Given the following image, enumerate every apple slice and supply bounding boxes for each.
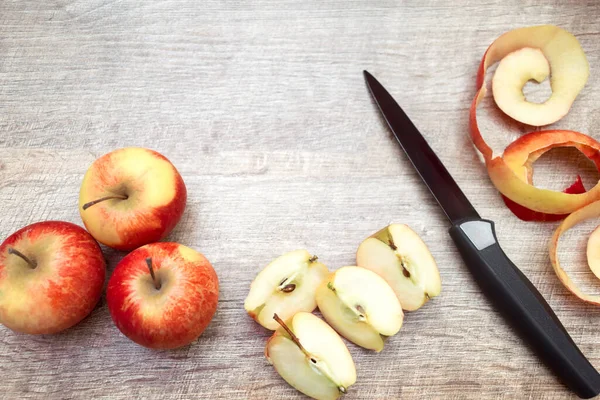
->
[316,266,403,352]
[266,312,356,400]
[244,250,329,330]
[356,224,441,311]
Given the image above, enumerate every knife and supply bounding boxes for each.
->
[363,70,600,399]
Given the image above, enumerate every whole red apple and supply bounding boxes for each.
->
[107,242,219,349]
[0,221,105,334]
[79,147,187,251]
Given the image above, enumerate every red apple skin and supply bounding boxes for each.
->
[0,221,106,334]
[79,148,187,251]
[107,242,219,349]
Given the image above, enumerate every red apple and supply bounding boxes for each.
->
[106,242,219,349]
[79,147,187,251]
[0,221,105,334]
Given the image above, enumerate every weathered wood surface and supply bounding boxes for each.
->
[2,1,600,398]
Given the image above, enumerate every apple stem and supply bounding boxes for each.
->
[309,255,318,263]
[82,195,128,210]
[273,313,314,361]
[7,247,36,269]
[145,257,161,290]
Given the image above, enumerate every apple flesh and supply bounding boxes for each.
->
[475,25,589,128]
[244,250,329,330]
[106,242,219,349]
[0,221,105,334]
[79,147,187,251]
[316,266,403,352]
[587,225,600,281]
[266,312,356,400]
[356,224,441,311]
[492,47,554,127]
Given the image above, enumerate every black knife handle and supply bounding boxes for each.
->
[449,219,600,399]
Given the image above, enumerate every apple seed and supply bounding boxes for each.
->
[400,259,411,278]
[277,276,297,293]
[281,284,296,293]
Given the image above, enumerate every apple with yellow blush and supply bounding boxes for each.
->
[106,242,219,349]
[79,147,187,251]
[0,221,105,334]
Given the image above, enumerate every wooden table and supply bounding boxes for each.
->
[2,1,600,398]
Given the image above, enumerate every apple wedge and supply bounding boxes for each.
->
[266,312,356,400]
[244,250,329,330]
[316,266,403,352]
[356,224,441,311]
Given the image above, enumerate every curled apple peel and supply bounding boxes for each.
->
[550,201,600,305]
[471,26,600,303]
[470,25,596,216]
[494,130,600,216]
[501,176,586,222]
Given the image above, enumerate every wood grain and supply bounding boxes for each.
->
[2,0,600,398]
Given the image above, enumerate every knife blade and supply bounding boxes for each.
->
[364,71,479,224]
[364,70,600,399]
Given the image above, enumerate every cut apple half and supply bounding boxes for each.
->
[316,266,403,352]
[356,224,441,311]
[245,250,329,330]
[470,25,595,216]
[266,312,356,400]
[550,201,600,305]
